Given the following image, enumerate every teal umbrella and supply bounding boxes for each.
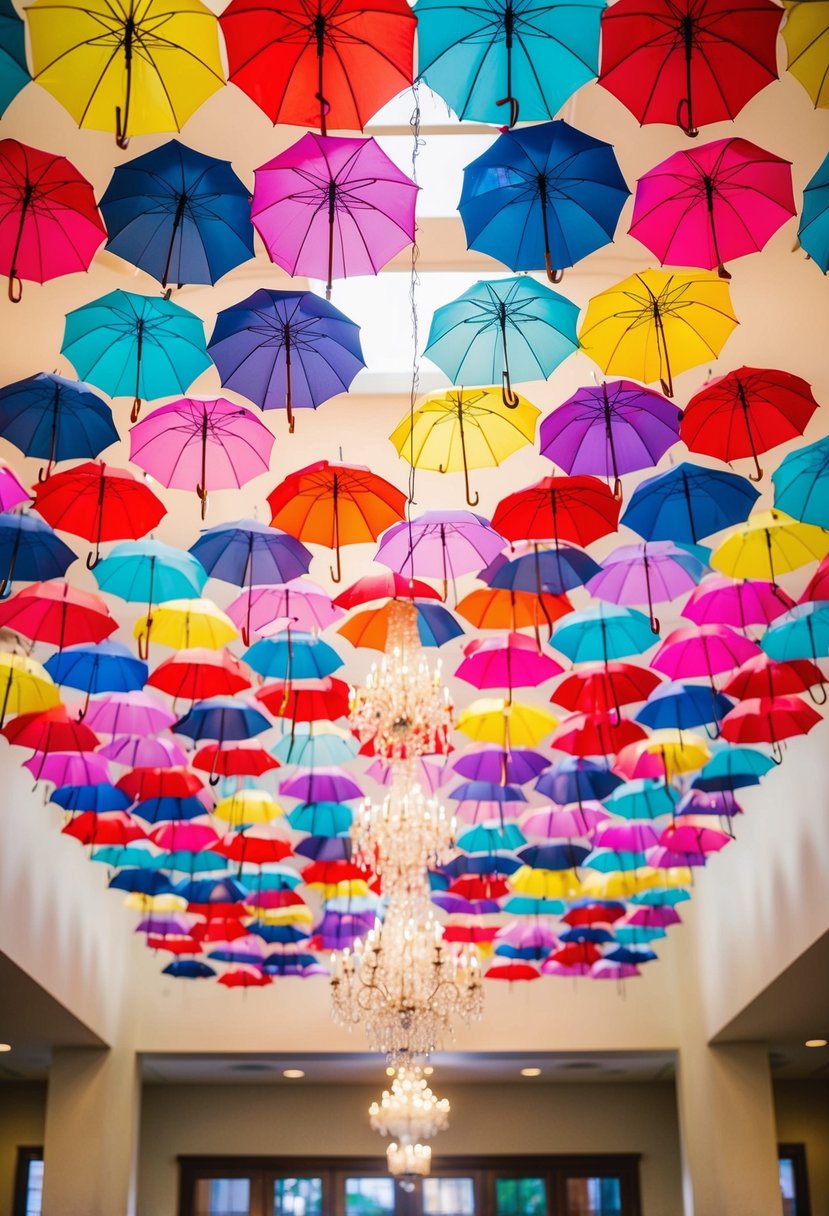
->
[601,780,679,821]
[93,539,207,658]
[274,726,358,768]
[550,604,656,663]
[287,802,354,835]
[772,434,829,529]
[457,823,527,853]
[799,152,829,274]
[0,0,29,117]
[762,603,829,663]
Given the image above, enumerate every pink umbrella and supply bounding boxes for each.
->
[98,735,189,768]
[129,398,275,520]
[83,691,176,736]
[375,510,506,598]
[366,755,448,793]
[682,573,795,629]
[148,820,219,852]
[540,960,592,977]
[455,632,563,691]
[251,133,418,298]
[226,581,343,638]
[454,798,516,826]
[593,819,660,852]
[591,961,640,980]
[24,750,110,786]
[802,556,829,603]
[0,458,29,511]
[651,624,761,683]
[630,137,796,279]
[657,818,732,856]
[496,922,558,950]
[648,846,707,869]
[521,804,608,839]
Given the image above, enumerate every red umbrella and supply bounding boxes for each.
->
[562,903,626,927]
[333,571,442,608]
[551,711,647,758]
[658,818,731,855]
[0,580,116,647]
[722,655,825,703]
[191,918,251,944]
[220,0,415,133]
[442,924,500,945]
[551,662,662,717]
[214,829,293,866]
[491,475,620,546]
[191,741,280,780]
[2,705,98,752]
[218,969,272,989]
[116,767,205,802]
[802,557,829,604]
[256,677,350,721]
[33,461,166,568]
[0,139,106,302]
[599,0,783,138]
[485,963,541,982]
[719,695,821,760]
[447,875,509,901]
[147,650,252,702]
[680,367,818,481]
[62,811,145,847]
[550,941,602,968]
[147,936,203,955]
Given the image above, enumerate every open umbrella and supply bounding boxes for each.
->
[485,544,599,597]
[94,539,207,659]
[148,649,251,702]
[710,510,829,587]
[100,139,254,289]
[772,435,829,529]
[251,134,417,299]
[599,0,782,136]
[551,711,646,758]
[220,0,415,132]
[0,139,106,301]
[550,604,656,664]
[456,586,571,634]
[174,697,272,745]
[209,289,364,433]
[338,601,462,650]
[62,290,211,422]
[0,580,116,648]
[459,120,628,280]
[798,152,829,273]
[0,0,29,117]
[245,634,342,683]
[0,460,28,512]
[275,722,359,769]
[491,475,620,548]
[635,681,734,732]
[0,653,59,727]
[0,512,76,597]
[682,574,794,630]
[719,694,821,760]
[586,541,706,632]
[621,462,759,544]
[552,662,661,718]
[130,398,275,520]
[723,652,825,705]
[579,268,738,397]
[133,599,237,651]
[27,0,225,147]
[782,0,829,109]
[455,633,562,693]
[375,510,505,597]
[762,603,829,666]
[0,373,117,481]
[228,581,342,639]
[456,698,558,748]
[651,623,760,683]
[44,641,147,705]
[84,690,176,737]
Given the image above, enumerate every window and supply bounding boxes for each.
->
[565,1177,623,1216]
[779,1144,811,1216]
[273,1176,323,1216]
[345,1176,396,1215]
[193,1178,250,1216]
[12,1148,44,1216]
[422,1176,476,1215]
[374,135,493,218]
[495,1177,546,1216]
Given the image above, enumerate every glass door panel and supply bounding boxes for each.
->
[344,1176,396,1216]
[421,1177,476,1216]
[495,1177,547,1216]
[565,1177,623,1216]
[193,1178,252,1216]
[273,1177,323,1216]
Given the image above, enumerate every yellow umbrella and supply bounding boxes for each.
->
[213,790,283,827]
[249,905,314,926]
[624,729,710,778]
[27,0,225,146]
[456,698,558,748]
[122,892,187,913]
[782,2,829,108]
[390,387,540,507]
[578,269,738,397]
[134,599,237,651]
[305,879,372,900]
[508,866,582,900]
[710,510,829,585]
[0,653,60,726]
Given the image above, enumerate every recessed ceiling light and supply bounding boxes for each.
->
[520,1067,542,1077]
[0,1044,11,1053]
[805,1039,827,1048]
[282,1068,305,1078]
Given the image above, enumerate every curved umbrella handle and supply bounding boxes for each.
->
[501,373,520,409]
[544,252,564,285]
[86,548,100,571]
[131,397,142,424]
[197,483,208,521]
[496,95,519,128]
[717,263,732,280]
[649,613,660,635]
[7,274,22,304]
[115,106,129,150]
[612,477,623,501]
[675,97,698,139]
[329,544,343,584]
[808,680,827,706]
[771,739,784,765]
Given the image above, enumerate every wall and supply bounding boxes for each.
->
[775,1080,829,1216]
[0,1083,46,1216]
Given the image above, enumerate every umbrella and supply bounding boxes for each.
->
[338,601,463,650]
[45,641,148,704]
[772,435,829,529]
[251,134,417,299]
[129,398,275,520]
[630,139,795,279]
[551,711,646,758]
[602,779,678,821]
[453,745,548,785]
[492,476,620,548]
[719,695,821,760]
[133,599,237,651]
[635,681,734,732]
[288,802,353,835]
[0,0,29,117]
[424,276,579,407]
[0,653,59,726]
[0,139,106,301]
[723,652,825,704]
[599,0,782,136]
[220,0,415,132]
[27,0,225,147]
[25,749,110,787]
[782,0,829,108]
[586,541,706,633]
[84,691,176,737]
[521,803,607,837]
[375,510,506,597]
[799,152,829,273]
[147,649,252,702]
[0,580,116,648]
[0,460,28,512]
[3,704,99,754]
[192,740,279,781]
[52,782,131,814]
[94,539,207,659]
[615,730,710,780]
[414,0,604,126]
[0,512,76,597]
[209,289,364,433]
[762,602,829,670]
[0,373,118,481]
[579,268,737,397]
[484,545,599,605]
[258,677,349,725]
[456,698,558,748]
[63,811,145,848]
[228,581,342,640]
[710,510,829,587]
[268,461,406,583]
[173,697,272,744]
[550,605,656,664]
[281,767,363,803]
[456,586,571,634]
[245,634,343,683]
[693,748,775,792]
[455,633,562,693]
[652,623,760,682]
[682,574,794,630]
[459,120,628,280]
[539,380,680,496]
[33,461,166,568]
[390,387,539,507]
[62,290,211,423]
[100,139,254,288]
[621,462,759,544]
[552,662,661,717]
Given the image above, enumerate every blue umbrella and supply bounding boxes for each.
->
[440,853,521,877]
[162,960,216,978]
[295,835,352,862]
[0,372,117,479]
[131,796,208,824]
[495,943,551,961]
[0,0,29,117]
[502,895,565,916]
[614,926,666,945]
[176,877,249,904]
[629,888,689,908]
[621,462,760,544]
[695,747,776,788]
[245,633,342,681]
[287,802,354,835]
[424,276,579,406]
[174,697,272,744]
[160,850,226,874]
[679,789,742,816]
[635,681,734,732]
[0,511,76,597]
[583,848,647,873]
[251,924,310,945]
[762,602,829,663]
[44,641,147,700]
[460,120,628,281]
[109,869,175,896]
[100,140,254,289]
[559,926,614,944]
[551,604,656,663]
[605,945,658,965]
[209,289,365,433]
[517,843,590,869]
[453,745,549,784]
[51,783,131,813]
[484,544,600,596]
[450,780,527,804]
[273,727,358,768]
[536,756,621,804]
[92,845,163,869]
[61,290,211,422]
[772,435,829,529]
[799,152,829,274]
[412,601,465,647]
[414,0,604,126]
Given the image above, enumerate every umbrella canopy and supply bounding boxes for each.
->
[551,711,646,758]
[651,623,760,681]
[0,459,28,512]
[94,539,206,657]
[0,373,117,479]
[772,435,829,529]
[485,545,599,598]
[682,574,795,630]
[456,586,571,634]
[375,510,506,594]
[456,633,562,692]
[3,705,99,753]
[0,653,59,726]
[27,0,225,146]
[133,599,237,651]
[710,510,829,587]
[84,690,176,736]
[454,745,549,785]
[459,120,629,280]
[245,633,342,683]
[45,640,148,698]
[0,0,29,117]
[338,600,462,650]
[100,139,254,288]
[0,139,105,302]
[636,681,734,731]
[174,697,272,744]
[456,698,558,749]
[630,138,795,279]
[209,289,364,433]
[228,581,342,638]
[148,648,252,701]
[220,0,415,132]
[491,475,620,548]
[719,695,821,757]
[723,652,825,702]
[782,0,829,108]
[762,603,829,665]
[552,662,661,717]
[799,152,829,273]
[550,604,656,664]
[0,512,76,596]
[251,133,417,299]
[599,0,782,136]
[621,462,759,544]
[579,268,737,397]
[586,541,706,633]
[0,580,116,648]
[61,290,211,422]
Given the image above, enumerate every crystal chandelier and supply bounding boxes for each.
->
[386,1142,431,1178]
[369,1065,450,1143]
[353,777,456,899]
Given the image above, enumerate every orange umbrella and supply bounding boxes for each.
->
[267,460,406,582]
[456,586,572,640]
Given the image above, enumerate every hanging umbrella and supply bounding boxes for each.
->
[27,0,225,147]
[94,539,207,659]
[455,632,562,693]
[599,0,782,136]
[33,461,166,568]
[338,601,463,650]
[424,277,579,407]
[390,387,539,507]
[798,152,829,273]
[2,704,99,753]
[257,677,350,723]
[245,634,343,683]
[268,461,406,583]
[0,373,118,480]
[100,139,254,288]
[551,711,646,758]
[550,604,657,664]
[552,662,661,717]
[173,697,272,745]
[459,120,628,280]
[782,1,829,109]
[0,0,29,117]
[52,782,132,814]
[273,722,358,767]
[651,624,760,682]
[539,380,680,497]
[0,512,76,597]
[62,290,211,422]
[63,811,146,848]
[129,398,274,520]
[719,695,821,761]
[521,803,607,837]
[762,602,829,665]
[0,653,59,727]
[84,690,176,737]
[133,599,237,651]
[456,586,571,634]
[0,580,116,648]
[491,475,620,548]
[220,0,415,131]
[453,745,549,786]
[44,641,148,705]
[0,459,29,512]
[723,652,825,706]
[456,698,558,748]
[0,139,106,301]
[614,730,710,780]
[228,581,342,639]
[209,289,364,434]
[280,766,363,802]
[251,134,417,299]
[375,510,506,597]
[710,510,829,587]
[772,435,829,529]
[24,749,110,787]
[586,541,706,633]
[630,138,795,279]
[147,649,252,702]
[485,545,599,600]
[682,574,795,630]
[635,681,734,732]
[621,462,759,544]
[414,0,604,126]
[579,268,737,397]
[192,740,279,780]
[601,780,678,821]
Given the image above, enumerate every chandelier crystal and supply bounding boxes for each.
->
[353,776,456,899]
[369,1065,450,1143]
[386,1142,431,1178]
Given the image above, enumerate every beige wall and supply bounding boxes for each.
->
[775,1081,829,1216]
[0,1083,46,1216]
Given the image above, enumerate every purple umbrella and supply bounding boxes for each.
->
[520,804,608,839]
[83,691,176,736]
[591,961,640,980]
[375,510,506,599]
[452,745,549,785]
[98,735,189,768]
[587,541,707,633]
[677,789,742,818]
[251,134,418,299]
[24,750,110,786]
[539,380,680,497]
[366,755,448,793]
[226,581,343,638]
[431,893,503,916]
[279,766,363,803]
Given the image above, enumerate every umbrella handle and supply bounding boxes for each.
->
[330,544,343,584]
[649,613,660,635]
[115,109,129,149]
[771,739,784,765]
[612,477,623,501]
[7,274,22,304]
[137,630,150,662]
[544,252,564,285]
[717,263,732,281]
[197,483,208,521]
[501,374,520,409]
[808,681,827,706]
[131,398,142,424]
[495,95,519,128]
[675,97,698,139]
[86,548,100,571]
[748,463,764,483]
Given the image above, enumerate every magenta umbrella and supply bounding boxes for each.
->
[129,398,275,520]
[455,632,563,693]
[226,581,343,638]
[658,818,732,855]
[521,804,608,839]
[0,458,29,511]
[496,922,558,950]
[593,819,660,852]
[98,735,189,768]
[83,691,177,736]
[251,134,418,299]
[586,541,706,633]
[682,573,795,630]
[651,623,761,684]
[630,137,796,279]
[24,750,110,786]
[375,510,506,599]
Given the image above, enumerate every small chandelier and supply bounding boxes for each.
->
[369,1065,450,1144]
[386,1142,431,1179]
[353,779,456,899]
